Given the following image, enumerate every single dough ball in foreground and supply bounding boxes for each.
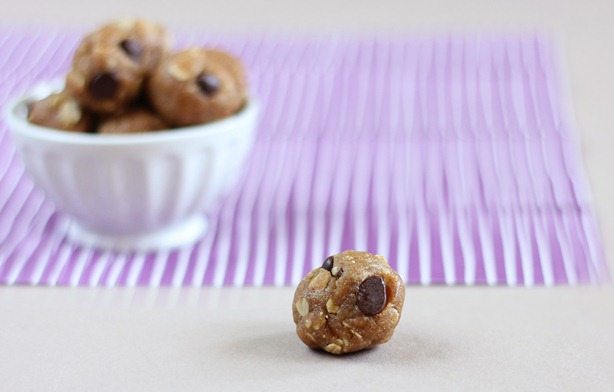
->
[292,250,405,355]
[27,92,93,132]
[66,18,170,114]
[148,48,247,126]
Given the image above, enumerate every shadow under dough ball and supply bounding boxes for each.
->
[147,48,247,126]
[292,250,405,355]
[65,18,171,114]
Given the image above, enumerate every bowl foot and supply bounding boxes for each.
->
[67,215,208,251]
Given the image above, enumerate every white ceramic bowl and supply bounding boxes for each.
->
[5,82,258,251]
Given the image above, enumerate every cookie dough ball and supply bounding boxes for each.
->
[292,251,405,355]
[90,18,171,73]
[148,48,247,126]
[27,92,93,132]
[98,108,169,134]
[66,18,170,114]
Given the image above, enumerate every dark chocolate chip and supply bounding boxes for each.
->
[88,73,119,100]
[322,256,334,271]
[196,73,220,96]
[357,276,387,316]
[119,39,142,61]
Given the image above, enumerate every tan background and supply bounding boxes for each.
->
[1,1,613,390]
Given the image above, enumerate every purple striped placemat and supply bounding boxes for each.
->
[0,27,608,287]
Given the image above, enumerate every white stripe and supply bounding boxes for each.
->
[47,244,73,286]
[1,29,58,82]
[29,216,70,285]
[231,72,277,286]
[568,214,595,283]
[4,236,42,284]
[514,211,535,286]
[251,209,272,286]
[272,212,289,287]
[105,253,129,287]
[443,141,465,284]
[0,182,35,243]
[68,247,93,286]
[289,216,308,285]
[499,213,518,286]
[559,213,592,283]
[439,209,455,285]
[211,140,273,287]
[171,247,192,287]
[581,213,605,284]
[0,34,35,80]
[458,210,477,285]
[212,204,240,287]
[125,251,147,287]
[0,143,17,180]
[272,143,304,286]
[327,143,357,256]
[310,141,338,268]
[149,250,169,287]
[416,205,431,285]
[477,210,497,285]
[350,141,372,251]
[532,213,554,286]
[394,142,411,283]
[435,143,456,285]
[246,61,299,287]
[373,140,392,259]
[231,141,275,286]
[552,213,577,285]
[270,74,310,286]
[88,250,112,287]
[253,143,293,286]
[190,218,218,286]
[0,199,52,263]
[0,162,25,211]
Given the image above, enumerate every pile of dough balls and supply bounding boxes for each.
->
[27,18,247,134]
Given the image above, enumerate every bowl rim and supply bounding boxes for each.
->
[5,80,259,146]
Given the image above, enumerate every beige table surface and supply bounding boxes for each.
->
[1,0,614,391]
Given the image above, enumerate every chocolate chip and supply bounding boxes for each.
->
[196,73,220,96]
[88,73,119,100]
[357,276,387,316]
[322,256,334,271]
[119,39,142,61]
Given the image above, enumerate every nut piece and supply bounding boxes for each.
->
[311,314,326,330]
[326,298,340,314]
[56,99,83,126]
[343,321,364,340]
[324,343,342,354]
[389,308,400,325]
[295,298,309,317]
[167,61,191,81]
[27,92,92,132]
[331,266,342,276]
[308,270,331,290]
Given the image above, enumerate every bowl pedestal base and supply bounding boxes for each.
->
[66,215,208,251]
